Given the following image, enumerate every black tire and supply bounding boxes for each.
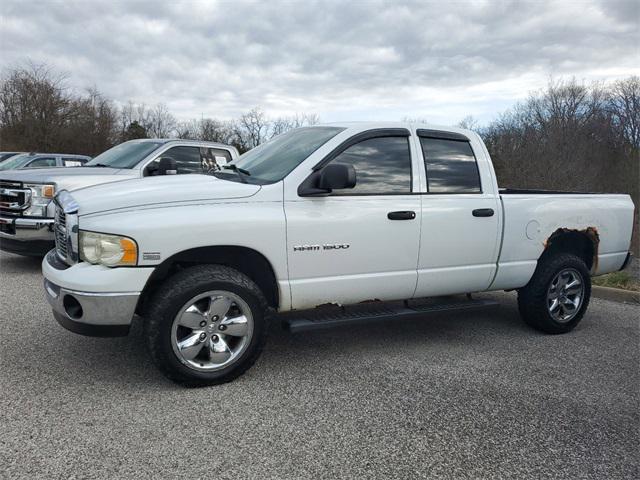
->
[144,264,269,387]
[517,253,591,334]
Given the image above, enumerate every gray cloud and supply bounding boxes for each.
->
[1,0,637,124]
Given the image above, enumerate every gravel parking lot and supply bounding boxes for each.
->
[1,251,638,479]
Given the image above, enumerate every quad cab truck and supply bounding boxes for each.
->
[42,123,635,386]
[0,139,237,256]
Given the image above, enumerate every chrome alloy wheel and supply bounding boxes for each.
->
[171,291,254,371]
[547,268,584,323]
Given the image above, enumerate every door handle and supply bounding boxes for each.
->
[387,211,416,220]
[472,208,494,217]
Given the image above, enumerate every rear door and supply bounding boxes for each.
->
[414,130,501,296]
[284,129,422,310]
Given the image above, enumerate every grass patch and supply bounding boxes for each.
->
[593,271,640,292]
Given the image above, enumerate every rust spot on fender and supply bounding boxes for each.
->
[544,226,600,273]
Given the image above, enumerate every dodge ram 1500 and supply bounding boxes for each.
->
[42,123,635,386]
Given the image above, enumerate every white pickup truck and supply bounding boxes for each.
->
[42,123,635,386]
[0,139,237,256]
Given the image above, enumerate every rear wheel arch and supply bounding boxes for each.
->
[539,228,599,273]
[138,245,280,315]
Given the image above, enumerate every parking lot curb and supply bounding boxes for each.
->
[592,285,640,304]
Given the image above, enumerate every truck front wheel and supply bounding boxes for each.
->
[144,265,269,386]
[517,253,591,334]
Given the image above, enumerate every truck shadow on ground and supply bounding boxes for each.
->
[0,253,43,274]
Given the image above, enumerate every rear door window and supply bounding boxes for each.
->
[419,137,481,193]
[201,148,232,173]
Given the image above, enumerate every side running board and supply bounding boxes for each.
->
[282,295,499,333]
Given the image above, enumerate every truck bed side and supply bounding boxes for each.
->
[489,193,634,290]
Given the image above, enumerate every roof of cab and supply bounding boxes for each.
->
[126,138,238,151]
[318,121,478,138]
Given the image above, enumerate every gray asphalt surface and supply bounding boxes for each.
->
[1,250,638,479]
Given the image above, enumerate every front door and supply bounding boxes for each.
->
[285,132,421,310]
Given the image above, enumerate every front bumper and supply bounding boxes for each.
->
[0,216,54,256]
[42,250,153,337]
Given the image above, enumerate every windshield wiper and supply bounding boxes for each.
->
[220,164,251,184]
[223,164,251,176]
[90,163,111,168]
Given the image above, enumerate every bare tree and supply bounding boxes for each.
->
[175,119,200,139]
[118,101,150,140]
[199,118,234,143]
[270,112,319,138]
[0,63,73,151]
[609,76,640,148]
[146,103,176,138]
[235,107,269,150]
[62,87,118,154]
[457,115,479,130]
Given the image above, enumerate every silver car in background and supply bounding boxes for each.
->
[0,153,91,170]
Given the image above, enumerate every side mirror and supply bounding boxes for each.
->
[158,157,177,175]
[298,163,356,196]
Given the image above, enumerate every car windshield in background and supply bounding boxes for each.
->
[0,152,20,162]
[85,141,164,169]
[0,154,32,170]
[219,126,345,184]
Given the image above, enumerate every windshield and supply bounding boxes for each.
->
[85,140,164,168]
[0,154,32,170]
[0,152,20,162]
[220,126,345,184]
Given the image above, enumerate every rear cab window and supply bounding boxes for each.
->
[417,130,482,193]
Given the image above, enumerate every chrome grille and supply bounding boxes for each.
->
[0,180,30,216]
[54,206,68,260]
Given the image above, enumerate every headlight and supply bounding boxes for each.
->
[79,231,138,266]
[23,183,55,217]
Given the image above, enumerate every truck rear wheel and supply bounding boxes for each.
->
[517,253,591,334]
[144,265,269,386]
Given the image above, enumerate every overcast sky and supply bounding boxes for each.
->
[1,0,638,125]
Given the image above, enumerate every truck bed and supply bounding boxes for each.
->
[490,192,634,290]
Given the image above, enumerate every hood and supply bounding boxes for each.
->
[69,174,261,216]
[0,166,133,191]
